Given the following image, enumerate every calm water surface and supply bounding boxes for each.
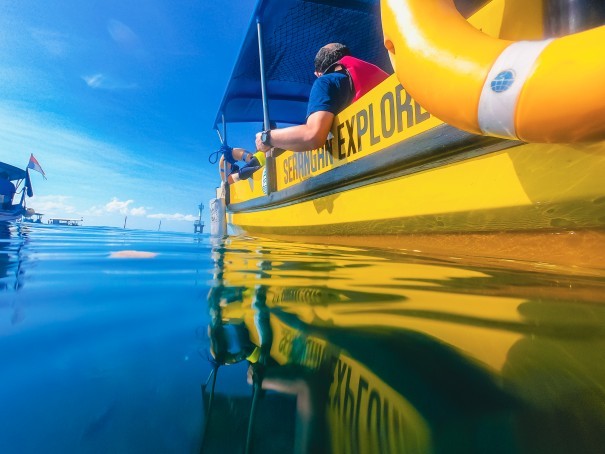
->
[1,223,605,453]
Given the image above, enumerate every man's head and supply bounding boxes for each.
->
[314,43,351,76]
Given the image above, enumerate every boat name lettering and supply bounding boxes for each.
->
[330,357,411,452]
[283,146,334,184]
[271,287,327,304]
[276,329,416,450]
[277,327,325,369]
[336,84,430,160]
[282,85,430,185]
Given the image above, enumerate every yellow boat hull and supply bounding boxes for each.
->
[228,138,605,235]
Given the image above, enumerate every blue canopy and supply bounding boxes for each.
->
[0,161,27,181]
[213,0,391,129]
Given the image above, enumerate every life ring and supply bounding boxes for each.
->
[381,0,605,143]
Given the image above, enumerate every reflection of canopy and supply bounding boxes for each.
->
[0,162,26,181]
[213,0,391,128]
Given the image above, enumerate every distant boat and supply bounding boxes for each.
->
[0,161,35,222]
[47,218,83,226]
[22,212,44,224]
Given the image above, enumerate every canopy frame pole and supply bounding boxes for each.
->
[220,114,227,184]
[221,113,227,146]
[256,18,277,194]
[216,114,229,186]
[256,19,270,133]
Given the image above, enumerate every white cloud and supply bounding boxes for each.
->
[130,206,147,216]
[86,199,193,222]
[147,212,196,222]
[83,74,105,89]
[85,198,146,217]
[82,73,137,90]
[103,197,146,216]
[105,197,133,214]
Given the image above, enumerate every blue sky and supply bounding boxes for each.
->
[0,0,259,232]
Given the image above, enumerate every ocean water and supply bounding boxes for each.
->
[1,223,605,453]
[1,223,212,453]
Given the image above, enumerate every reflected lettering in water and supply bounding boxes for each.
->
[203,235,605,454]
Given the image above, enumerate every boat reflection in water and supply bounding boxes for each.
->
[0,223,27,294]
[202,235,605,454]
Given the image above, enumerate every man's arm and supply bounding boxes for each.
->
[255,111,334,153]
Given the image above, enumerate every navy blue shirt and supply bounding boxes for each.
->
[306,72,353,119]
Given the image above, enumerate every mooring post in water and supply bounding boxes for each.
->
[209,196,227,236]
[194,202,204,233]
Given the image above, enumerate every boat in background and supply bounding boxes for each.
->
[47,218,83,226]
[209,0,605,266]
[0,161,36,222]
[22,212,44,224]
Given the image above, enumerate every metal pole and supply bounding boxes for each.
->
[215,115,228,186]
[544,0,605,36]
[256,18,277,194]
[221,113,228,146]
[256,19,270,132]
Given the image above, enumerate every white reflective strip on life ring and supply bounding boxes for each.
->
[478,39,554,139]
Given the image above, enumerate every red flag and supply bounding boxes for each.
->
[27,154,46,179]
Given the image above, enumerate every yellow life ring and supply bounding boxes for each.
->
[381,0,605,143]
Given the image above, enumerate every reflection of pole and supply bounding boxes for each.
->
[246,373,263,454]
[245,259,273,454]
[201,237,228,453]
[200,363,219,454]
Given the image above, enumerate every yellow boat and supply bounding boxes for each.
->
[211,0,605,259]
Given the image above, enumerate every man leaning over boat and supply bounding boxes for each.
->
[255,43,388,154]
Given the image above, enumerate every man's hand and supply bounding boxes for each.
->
[254,111,334,153]
[255,132,271,152]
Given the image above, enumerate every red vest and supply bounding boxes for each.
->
[338,56,389,102]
